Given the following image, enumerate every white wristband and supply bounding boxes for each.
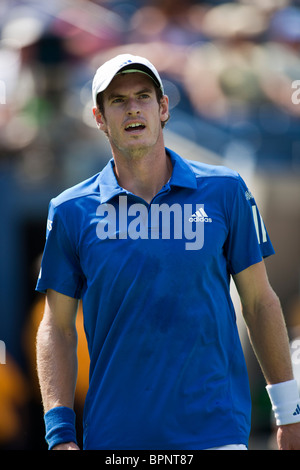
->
[266,379,300,425]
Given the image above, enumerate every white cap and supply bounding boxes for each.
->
[92,54,164,106]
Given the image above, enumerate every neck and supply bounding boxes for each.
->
[112,145,172,204]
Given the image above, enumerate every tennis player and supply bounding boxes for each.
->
[36,54,300,450]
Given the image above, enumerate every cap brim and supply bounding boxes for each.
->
[93,62,163,106]
[117,63,161,90]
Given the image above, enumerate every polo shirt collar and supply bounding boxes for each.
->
[99,159,125,204]
[98,147,197,204]
[167,148,197,190]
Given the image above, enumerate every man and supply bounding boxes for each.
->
[36,54,300,450]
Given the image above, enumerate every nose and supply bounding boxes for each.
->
[126,97,141,116]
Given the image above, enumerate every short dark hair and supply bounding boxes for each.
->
[96,84,170,129]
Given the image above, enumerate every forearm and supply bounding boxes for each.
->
[36,316,78,412]
[246,292,300,449]
[243,290,294,385]
[235,262,300,448]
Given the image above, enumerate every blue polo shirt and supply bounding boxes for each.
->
[36,148,274,449]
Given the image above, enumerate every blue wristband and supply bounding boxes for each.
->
[44,406,77,450]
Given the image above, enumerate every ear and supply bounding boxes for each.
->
[159,95,169,124]
[93,107,107,132]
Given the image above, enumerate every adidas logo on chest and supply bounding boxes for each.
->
[189,207,212,223]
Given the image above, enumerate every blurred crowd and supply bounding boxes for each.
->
[0,0,300,449]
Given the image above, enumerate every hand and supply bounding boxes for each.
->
[277,422,300,450]
[52,441,80,450]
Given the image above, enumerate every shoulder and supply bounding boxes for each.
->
[185,159,247,197]
[186,159,240,181]
[167,147,243,192]
[50,173,101,210]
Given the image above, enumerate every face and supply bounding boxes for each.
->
[93,72,169,157]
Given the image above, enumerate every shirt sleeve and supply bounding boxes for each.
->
[36,200,85,299]
[225,175,275,275]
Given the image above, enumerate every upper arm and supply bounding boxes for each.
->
[233,260,278,319]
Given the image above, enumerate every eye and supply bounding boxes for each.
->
[112,97,124,104]
[139,94,150,99]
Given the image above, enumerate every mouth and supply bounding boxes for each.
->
[124,122,146,133]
